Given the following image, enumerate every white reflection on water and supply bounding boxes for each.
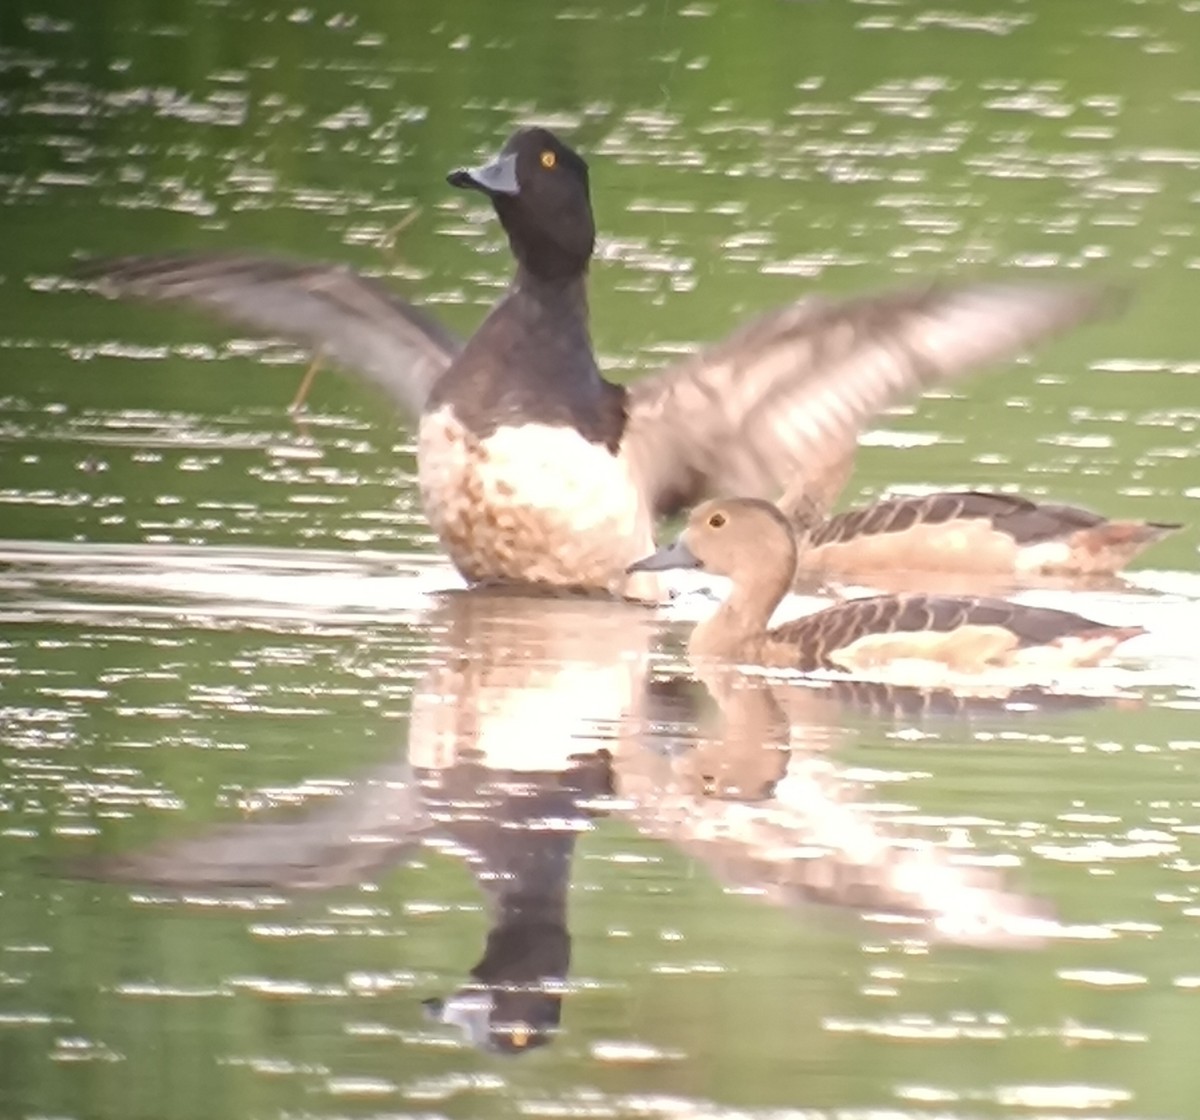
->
[23,576,1158,943]
[4,1,1200,1111]
[0,539,459,623]
[5,537,1200,691]
[4,534,1200,689]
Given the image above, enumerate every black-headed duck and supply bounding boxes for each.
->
[795,490,1178,581]
[86,128,1122,596]
[630,497,1145,672]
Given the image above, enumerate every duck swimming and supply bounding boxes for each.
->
[86,128,1122,596]
[629,498,1145,672]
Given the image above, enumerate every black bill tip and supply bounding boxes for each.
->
[447,152,520,197]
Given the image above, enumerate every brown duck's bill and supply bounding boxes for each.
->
[447,152,520,196]
[627,538,702,574]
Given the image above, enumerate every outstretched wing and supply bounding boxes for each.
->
[623,282,1123,521]
[81,253,463,418]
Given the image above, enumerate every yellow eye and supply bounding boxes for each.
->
[540,149,557,169]
[708,512,726,529]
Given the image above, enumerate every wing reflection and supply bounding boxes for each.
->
[64,588,1125,1052]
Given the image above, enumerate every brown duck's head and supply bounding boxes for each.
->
[628,497,799,583]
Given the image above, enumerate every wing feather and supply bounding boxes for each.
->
[625,283,1124,520]
[81,253,462,418]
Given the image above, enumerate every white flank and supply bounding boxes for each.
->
[1014,539,1075,574]
[418,404,655,593]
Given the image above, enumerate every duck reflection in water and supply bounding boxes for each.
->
[403,585,650,1053]
[416,751,612,1054]
[64,587,1121,1053]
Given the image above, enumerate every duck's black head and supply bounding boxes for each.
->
[449,127,595,281]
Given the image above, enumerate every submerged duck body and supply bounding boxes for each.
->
[87,128,1124,595]
[798,490,1178,580]
[631,498,1145,673]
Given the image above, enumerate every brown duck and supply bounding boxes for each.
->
[629,498,1145,672]
[795,490,1178,579]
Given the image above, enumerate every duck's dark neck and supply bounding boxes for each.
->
[498,196,595,284]
[513,265,590,315]
[501,268,595,376]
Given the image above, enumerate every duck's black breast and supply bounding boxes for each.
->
[425,283,627,451]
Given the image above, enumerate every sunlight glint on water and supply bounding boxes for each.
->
[2,0,1200,1117]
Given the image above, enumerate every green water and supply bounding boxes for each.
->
[3,0,1200,1117]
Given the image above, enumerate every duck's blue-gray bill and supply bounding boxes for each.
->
[447,152,520,196]
[627,538,701,574]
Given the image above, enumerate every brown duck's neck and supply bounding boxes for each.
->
[689,564,794,662]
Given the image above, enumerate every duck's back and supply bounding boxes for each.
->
[764,594,1142,673]
[800,491,1177,577]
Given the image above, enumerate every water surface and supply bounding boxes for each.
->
[3,1,1200,1117]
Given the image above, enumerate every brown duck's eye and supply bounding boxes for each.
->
[540,149,557,169]
[708,512,727,529]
